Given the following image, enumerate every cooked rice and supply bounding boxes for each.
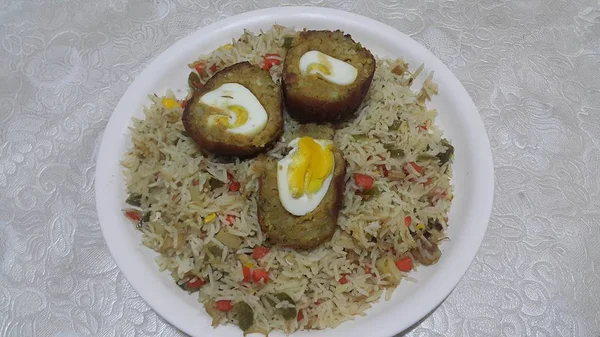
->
[121,25,453,334]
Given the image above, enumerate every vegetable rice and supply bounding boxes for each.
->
[121,25,453,334]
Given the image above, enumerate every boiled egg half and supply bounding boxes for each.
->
[277,137,335,216]
[299,50,358,86]
[200,83,268,136]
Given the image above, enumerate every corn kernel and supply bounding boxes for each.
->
[204,213,216,223]
[244,262,255,269]
[162,98,178,110]
[416,223,425,231]
[217,44,234,51]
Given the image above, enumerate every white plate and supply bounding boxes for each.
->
[95,6,494,337]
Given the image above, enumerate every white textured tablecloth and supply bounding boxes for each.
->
[2,0,600,336]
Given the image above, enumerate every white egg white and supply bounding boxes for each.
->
[299,50,358,86]
[277,138,335,216]
[200,83,267,136]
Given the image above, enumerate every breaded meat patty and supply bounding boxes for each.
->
[183,62,283,157]
[282,30,376,123]
[257,145,347,250]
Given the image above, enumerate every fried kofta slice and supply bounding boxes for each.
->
[257,146,346,250]
[182,62,283,157]
[282,30,376,123]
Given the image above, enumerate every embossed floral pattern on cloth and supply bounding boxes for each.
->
[1,1,600,337]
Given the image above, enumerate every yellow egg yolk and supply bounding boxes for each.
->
[212,105,249,129]
[287,137,334,198]
[307,52,333,76]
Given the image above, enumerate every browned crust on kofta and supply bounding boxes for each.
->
[282,30,376,123]
[182,62,284,158]
[256,149,347,250]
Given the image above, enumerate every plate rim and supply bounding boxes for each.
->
[95,6,494,337]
